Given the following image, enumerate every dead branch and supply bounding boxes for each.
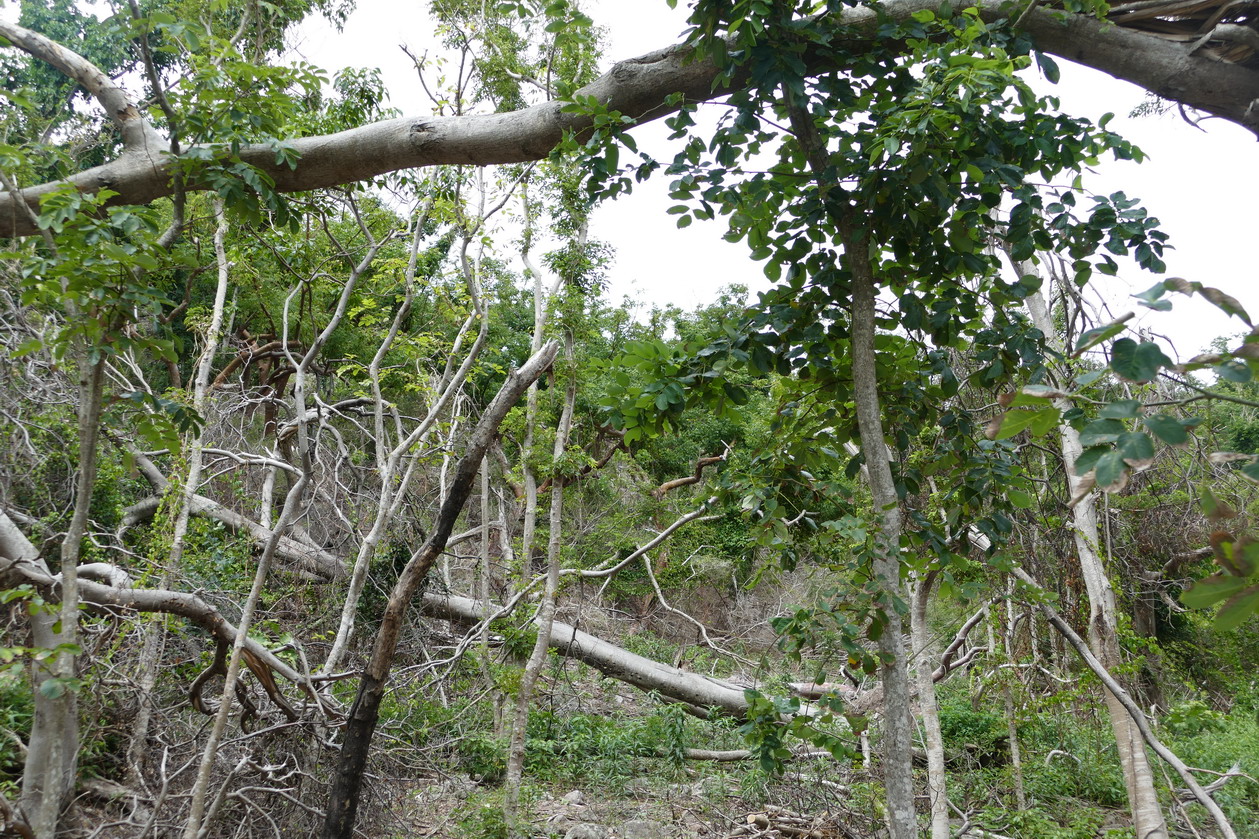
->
[653,447,730,498]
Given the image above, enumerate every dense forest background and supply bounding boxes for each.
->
[3,1,1259,838]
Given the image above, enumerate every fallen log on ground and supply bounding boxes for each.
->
[420,592,752,716]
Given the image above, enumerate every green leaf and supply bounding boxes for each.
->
[1182,574,1249,609]
[1199,286,1252,325]
[992,407,1060,440]
[39,678,66,699]
[1116,431,1155,468]
[1094,450,1127,489]
[1029,408,1062,436]
[1034,51,1060,84]
[1073,318,1129,354]
[1079,419,1125,447]
[1110,338,1171,383]
[1099,400,1140,419]
[1144,414,1189,446]
[1006,488,1034,509]
[1215,359,1252,383]
[1074,445,1106,476]
[1215,584,1259,631]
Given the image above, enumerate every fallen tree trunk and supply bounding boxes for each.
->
[122,494,344,580]
[420,592,752,716]
[421,590,987,720]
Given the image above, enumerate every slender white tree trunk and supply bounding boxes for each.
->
[127,198,232,784]
[912,572,949,839]
[1025,283,1168,839]
[504,333,576,833]
[1003,589,1027,811]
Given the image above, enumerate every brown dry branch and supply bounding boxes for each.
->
[653,446,730,498]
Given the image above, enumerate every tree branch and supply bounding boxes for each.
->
[0,20,165,153]
[4,2,1259,237]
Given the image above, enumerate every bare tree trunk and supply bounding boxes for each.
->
[504,333,575,831]
[5,518,75,839]
[320,341,558,839]
[1013,568,1236,839]
[21,349,105,838]
[912,572,949,839]
[844,231,916,839]
[417,592,751,714]
[1024,283,1169,839]
[127,199,232,785]
[1003,588,1027,811]
[517,182,562,579]
[784,91,916,839]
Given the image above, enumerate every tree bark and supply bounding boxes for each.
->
[1012,568,1237,839]
[127,198,231,784]
[912,572,949,839]
[418,592,753,715]
[20,353,105,839]
[783,87,915,839]
[1,518,75,839]
[504,334,575,831]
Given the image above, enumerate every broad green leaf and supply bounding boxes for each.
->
[991,407,1059,440]
[1117,431,1155,468]
[1201,490,1233,522]
[1214,359,1251,383]
[1200,287,1252,325]
[1029,409,1062,436]
[1009,392,1054,408]
[1099,400,1140,419]
[1006,488,1034,509]
[1215,584,1259,631]
[1079,418,1124,447]
[1094,449,1127,489]
[1181,574,1249,608]
[1110,338,1172,383]
[1144,414,1189,446]
[1074,445,1106,476]
[1073,317,1130,354]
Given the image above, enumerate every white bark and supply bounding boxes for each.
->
[1002,589,1027,812]
[184,209,388,838]
[912,573,949,839]
[1,515,75,839]
[419,592,752,715]
[1012,568,1237,839]
[504,340,575,830]
[126,198,232,783]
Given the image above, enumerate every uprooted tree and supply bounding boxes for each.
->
[3,1,1259,838]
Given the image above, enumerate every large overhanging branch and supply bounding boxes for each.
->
[0,20,165,153]
[3,1,1259,238]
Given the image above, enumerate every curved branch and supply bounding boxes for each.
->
[4,1,1259,237]
[652,448,728,498]
[0,20,164,153]
[0,514,322,711]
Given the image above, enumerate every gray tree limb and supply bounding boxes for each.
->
[3,2,1259,237]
